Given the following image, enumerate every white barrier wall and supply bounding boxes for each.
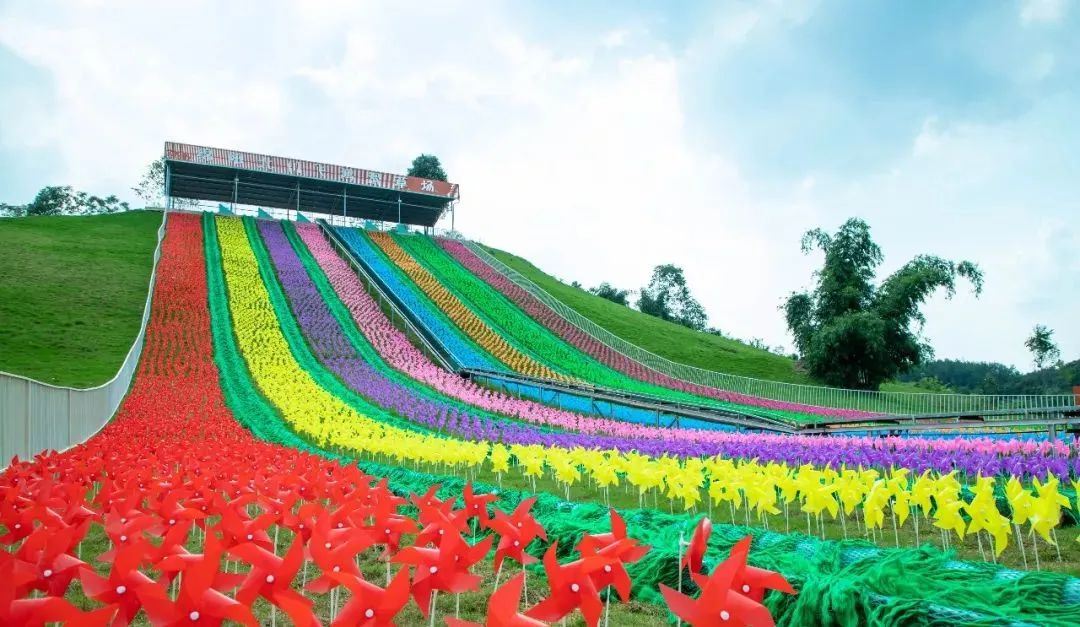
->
[0,210,167,467]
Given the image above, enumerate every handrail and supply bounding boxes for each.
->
[317,220,460,372]
[462,240,1076,417]
[1,209,168,468]
[462,367,800,434]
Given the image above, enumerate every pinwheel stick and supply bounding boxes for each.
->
[1013,524,1028,569]
[914,509,921,545]
[891,506,899,548]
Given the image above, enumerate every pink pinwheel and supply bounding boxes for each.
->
[326,568,411,627]
[525,543,614,627]
[229,536,320,627]
[446,573,547,627]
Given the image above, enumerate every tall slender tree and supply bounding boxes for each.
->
[1025,324,1061,370]
[783,218,983,389]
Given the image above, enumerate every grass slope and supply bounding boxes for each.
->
[0,210,161,386]
[485,246,820,385]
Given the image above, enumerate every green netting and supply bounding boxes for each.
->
[202,213,1080,626]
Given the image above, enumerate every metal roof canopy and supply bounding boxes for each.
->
[164,142,458,228]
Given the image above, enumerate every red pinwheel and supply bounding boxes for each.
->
[149,489,205,536]
[217,506,276,551]
[326,568,411,626]
[305,518,376,593]
[662,536,794,627]
[462,482,498,528]
[393,530,492,618]
[488,497,546,573]
[138,534,257,626]
[576,509,649,601]
[411,484,454,526]
[365,498,418,557]
[525,543,614,627]
[446,573,547,627]
[99,511,156,564]
[229,536,320,627]
[14,523,88,597]
[0,504,54,546]
[1,560,116,626]
[0,493,36,545]
[661,561,773,626]
[691,536,796,604]
[79,543,158,627]
[682,517,712,576]
[413,505,471,548]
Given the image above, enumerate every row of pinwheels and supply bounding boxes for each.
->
[303,222,1080,484]
[437,238,867,420]
[366,230,566,381]
[332,225,504,371]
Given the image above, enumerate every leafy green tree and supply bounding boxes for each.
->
[1025,324,1061,370]
[407,154,448,181]
[783,218,983,389]
[588,282,631,306]
[24,186,129,216]
[0,202,26,217]
[637,264,709,331]
[133,157,199,208]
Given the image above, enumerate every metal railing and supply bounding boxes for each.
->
[461,240,1076,417]
[317,221,461,372]
[1,210,168,468]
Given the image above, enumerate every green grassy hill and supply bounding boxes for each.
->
[486,246,927,394]
[0,210,161,387]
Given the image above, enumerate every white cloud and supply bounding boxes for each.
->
[1020,0,1068,24]
[0,0,1074,371]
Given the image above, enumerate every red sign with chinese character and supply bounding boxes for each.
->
[164,142,459,200]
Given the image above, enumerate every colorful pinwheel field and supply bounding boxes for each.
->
[5,211,1080,626]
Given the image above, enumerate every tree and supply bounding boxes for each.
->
[133,157,199,208]
[1025,324,1061,370]
[0,202,26,217]
[407,154,448,182]
[23,186,129,216]
[588,282,631,306]
[783,218,983,389]
[636,264,709,331]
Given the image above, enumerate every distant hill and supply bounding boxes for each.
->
[898,358,1080,395]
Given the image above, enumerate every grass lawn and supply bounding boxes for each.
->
[484,247,820,384]
[0,210,162,387]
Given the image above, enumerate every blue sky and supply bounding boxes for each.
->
[1,0,1077,370]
